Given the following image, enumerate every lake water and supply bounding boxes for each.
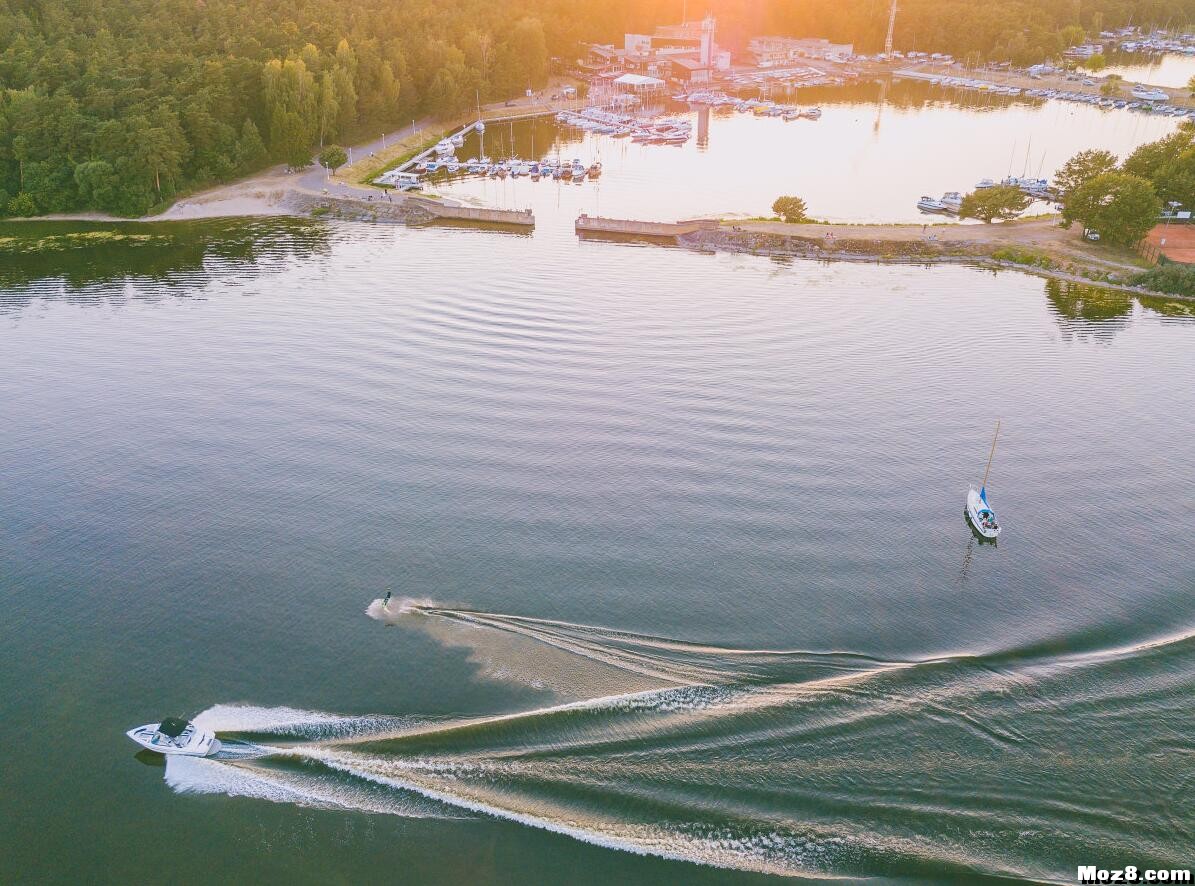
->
[432,82,1179,223]
[1103,51,1195,89]
[3,93,1195,884]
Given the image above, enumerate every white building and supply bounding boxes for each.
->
[749,37,854,67]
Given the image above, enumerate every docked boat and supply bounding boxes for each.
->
[127,717,220,757]
[588,161,602,177]
[917,195,950,213]
[965,422,1003,540]
[975,178,996,189]
[1131,85,1170,102]
[941,191,964,213]
[434,139,455,156]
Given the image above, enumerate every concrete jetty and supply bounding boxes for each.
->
[575,215,720,241]
[408,196,534,228]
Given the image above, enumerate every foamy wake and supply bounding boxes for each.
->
[194,703,416,742]
[164,752,469,819]
[365,596,437,624]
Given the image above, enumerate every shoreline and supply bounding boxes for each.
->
[674,220,1195,303]
[7,199,1193,304]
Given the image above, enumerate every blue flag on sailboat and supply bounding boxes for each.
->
[980,487,988,504]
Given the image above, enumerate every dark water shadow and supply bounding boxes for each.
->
[0,217,331,312]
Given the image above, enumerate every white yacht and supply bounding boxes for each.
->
[1131,85,1170,102]
[434,139,455,156]
[917,195,949,213]
[941,191,964,212]
[127,717,220,757]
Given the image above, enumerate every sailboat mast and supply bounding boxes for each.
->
[981,420,1001,490]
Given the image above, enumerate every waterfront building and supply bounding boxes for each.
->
[749,37,854,67]
[585,15,725,83]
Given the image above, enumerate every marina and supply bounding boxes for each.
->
[424,80,1180,226]
[896,68,1195,118]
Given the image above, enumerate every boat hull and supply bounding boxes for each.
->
[126,723,221,757]
[966,487,1001,539]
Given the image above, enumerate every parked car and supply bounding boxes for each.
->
[1084,228,1101,241]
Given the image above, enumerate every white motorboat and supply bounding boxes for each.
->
[941,191,964,213]
[434,139,455,156]
[918,195,949,213]
[1131,85,1170,102]
[127,717,220,757]
[965,422,1003,540]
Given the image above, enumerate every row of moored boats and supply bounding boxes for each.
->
[675,91,823,120]
[917,175,1060,215]
[920,75,1190,116]
[557,108,693,144]
[416,156,602,181]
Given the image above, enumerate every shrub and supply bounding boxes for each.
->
[1132,261,1195,296]
[7,192,38,217]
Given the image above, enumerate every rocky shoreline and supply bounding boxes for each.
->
[678,227,1195,303]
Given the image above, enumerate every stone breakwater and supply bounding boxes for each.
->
[290,192,534,229]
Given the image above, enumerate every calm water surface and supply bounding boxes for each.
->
[2,123,1195,885]
[1102,51,1195,89]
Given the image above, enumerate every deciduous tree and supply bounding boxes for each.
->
[1063,172,1162,246]
[772,195,809,223]
[959,185,1030,223]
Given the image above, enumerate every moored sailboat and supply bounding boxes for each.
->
[966,421,1003,540]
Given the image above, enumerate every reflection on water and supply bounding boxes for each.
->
[1102,51,1195,89]
[0,218,330,306]
[1043,279,1195,342]
[1044,279,1135,341]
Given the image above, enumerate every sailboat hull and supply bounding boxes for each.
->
[966,487,1001,539]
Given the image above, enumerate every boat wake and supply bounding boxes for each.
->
[172,601,1195,880]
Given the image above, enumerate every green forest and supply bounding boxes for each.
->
[3,0,1195,217]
